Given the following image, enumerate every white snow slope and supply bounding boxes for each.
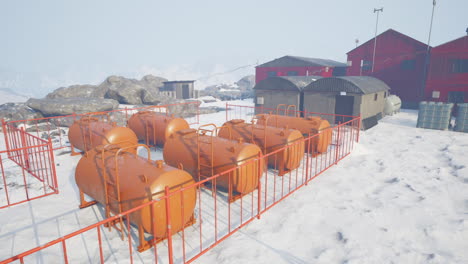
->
[0,107,467,264]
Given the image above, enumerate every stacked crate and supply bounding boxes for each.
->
[417,102,453,130]
[455,103,468,133]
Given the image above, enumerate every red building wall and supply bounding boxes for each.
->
[255,66,334,83]
[346,29,429,108]
[425,36,468,103]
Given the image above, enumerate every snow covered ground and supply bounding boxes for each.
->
[0,107,467,264]
[197,109,468,264]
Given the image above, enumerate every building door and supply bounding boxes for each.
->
[335,95,354,123]
[182,84,190,99]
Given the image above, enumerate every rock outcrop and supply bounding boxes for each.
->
[99,75,145,105]
[44,75,169,105]
[0,103,44,123]
[99,75,169,105]
[46,84,107,99]
[26,98,119,117]
[140,75,167,94]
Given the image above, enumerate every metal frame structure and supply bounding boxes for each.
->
[1,104,360,264]
[3,102,200,152]
[0,122,58,209]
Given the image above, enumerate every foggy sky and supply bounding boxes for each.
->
[1,0,467,96]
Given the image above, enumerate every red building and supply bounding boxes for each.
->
[425,35,468,103]
[255,56,347,84]
[347,29,430,108]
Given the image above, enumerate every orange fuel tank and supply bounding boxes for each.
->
[257,114,332,154]
[68,116,138,154]
[163,126,263,197]
[75,144,197,251]
[218,119,304,176]
[127,111,190,146]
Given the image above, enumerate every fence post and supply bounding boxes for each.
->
[257,153,262,219]
[305,135,310,186]
[20,127,31,171]
[164,186,174,264]
[2,119,11,157]
[48,138,59,192]
[1,155,11,206]
[357,114,361,142]
[225,102,228,122]
[335,123,341,165]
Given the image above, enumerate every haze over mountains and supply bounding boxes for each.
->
[0,88,29,105]
[0,64,255,98]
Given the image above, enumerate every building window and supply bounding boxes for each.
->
[451,59,468,73]
[384,92,387,98]
[401,59,416,70]
[287,71,298,76]
[267,71,277,77]
[361,60,372,72]
[335,67,347,76]
[374,93,378,101]
[448,91,465,103]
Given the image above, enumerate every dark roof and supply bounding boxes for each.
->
[257,56,347,68]
[163,80,195,84]
[304,76,390,94]
[347,29,430,54]
[253,76,322,92]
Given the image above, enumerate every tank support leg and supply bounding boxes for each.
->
[228,188,249,203]
[79,190,97,209]
[136,214,197,252]
[278,158,286,176]
[137,225,152,252]
[70,144,83,156]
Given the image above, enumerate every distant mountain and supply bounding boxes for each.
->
[0,88,29,104]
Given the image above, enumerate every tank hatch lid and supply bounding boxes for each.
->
[177,128,197,135]
[228,119,245,125]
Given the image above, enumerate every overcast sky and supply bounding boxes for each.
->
[1,0,467,96]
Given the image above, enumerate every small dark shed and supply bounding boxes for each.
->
[303,76,390,129]
[254,76,322,114]
[161,80,196,99]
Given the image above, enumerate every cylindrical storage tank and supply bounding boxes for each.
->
[257,114,332,154]
[75,146,197,240]
[68,116,138,153]
[127,111,190,146]
[163,128,263,195]
[218,119,304,176]
[384,95,402,116]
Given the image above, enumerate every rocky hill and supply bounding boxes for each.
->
[201,75,255,100]
[0,74,255,123]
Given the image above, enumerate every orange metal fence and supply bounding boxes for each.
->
[226,103,360,126]
[1,112,360,264]
[0,123,58,209]
[3,102,200,152]
[0,102,199,209]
